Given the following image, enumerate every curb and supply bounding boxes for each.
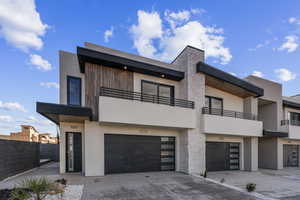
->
[192,174,278,200]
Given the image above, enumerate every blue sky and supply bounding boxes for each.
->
[0,0,300,135]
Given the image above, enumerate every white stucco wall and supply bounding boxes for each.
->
[203,114,263,137]
[84,121,182,176]
[206,135,245,170]
[59,51,85,106]
[98,96,196,129]
[59,122,85,174]
[205,86,244,112]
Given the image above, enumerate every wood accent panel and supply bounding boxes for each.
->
[206,75,256,98]
[85,63,133,120]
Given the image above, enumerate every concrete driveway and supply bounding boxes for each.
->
[0,162,261,200]
[81,172,260,200]
[208,168,300,200]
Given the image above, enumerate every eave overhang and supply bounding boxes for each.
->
[283,100,300,110]
[263,130,288,138]
[77,47,185,81]
[36,102,92,125]
[196,62,264,97]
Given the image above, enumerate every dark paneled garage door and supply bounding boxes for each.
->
[283,144,299,167]
[105,134,175,174]
[206,142,240,171]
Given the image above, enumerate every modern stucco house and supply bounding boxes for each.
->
[36,42,298,176]
[245,76,300,169]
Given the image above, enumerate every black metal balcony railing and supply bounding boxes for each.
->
[202,107,258,120]
[99,87,195,109]
[281,119,300,126]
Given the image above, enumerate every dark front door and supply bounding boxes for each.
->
[66,132,82,172]
[104,134,175,174]
[206,142,240,171]
[283,144,299,167]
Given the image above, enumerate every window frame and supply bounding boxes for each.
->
[67,76,82,106]
[205,95,223,110]
[141,80,175,98]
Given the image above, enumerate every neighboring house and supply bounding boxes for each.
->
[0,134,11,140]
[37,42,264,176]
[39,133,59,144]
[10,125,40,142]
[0,125,58,144]
[246,76,300,169]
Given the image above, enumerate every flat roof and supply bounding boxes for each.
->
[196,62,264,97]
[283,100,300,110]
[263,130,288,137]
[36,102,92,125]
[77,47,185,81]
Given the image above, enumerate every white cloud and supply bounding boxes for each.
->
[130,10,163,58]
[229,72,237,76]
[0,101,27,112]
[252,70,264,78]
[274,68,297,82]
[165,10,191,21]
[40,82,59,89]
[104,26,113,42]
[29,54,52,71]
[0,0,48,51]
[248,39,274,51]
[0,115,13,122]
[130,9,232,64]
[278,35,299,53]
[289,17,300,25]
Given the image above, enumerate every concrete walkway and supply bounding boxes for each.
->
[0,163,262,200]
[208,169,300,199]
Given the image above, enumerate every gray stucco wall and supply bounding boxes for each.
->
[258,137,278,169]
[0,140,40,181]
[245,76,283,131]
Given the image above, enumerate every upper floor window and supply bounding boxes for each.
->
[141,80,174,98]
[141,80,174,105]
[290,112,300,122]
[205,96,223,110]
[67,76,81,106]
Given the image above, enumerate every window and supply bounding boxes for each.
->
[67,76,81,106]
[141,80,174,104]
[205,96,223,114]
[290,112,300,126]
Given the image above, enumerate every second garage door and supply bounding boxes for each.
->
[206,142,240,171]
[283,144,299,167]
[104,134,175,174]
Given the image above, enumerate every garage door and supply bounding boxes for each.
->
[104,134,175,174]
[283,144,299,167]
[206,142,240,171]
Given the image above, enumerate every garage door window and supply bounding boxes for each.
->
[161,137,175,171]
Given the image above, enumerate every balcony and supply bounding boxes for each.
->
[281,120,300,139]
[98,87,196,128]
[202,107,263,137]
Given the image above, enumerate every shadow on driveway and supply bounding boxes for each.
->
[0,163,261,200]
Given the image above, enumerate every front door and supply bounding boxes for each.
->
[283,144,299,167]
[66,132,82,172]
[206,142,240,171]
